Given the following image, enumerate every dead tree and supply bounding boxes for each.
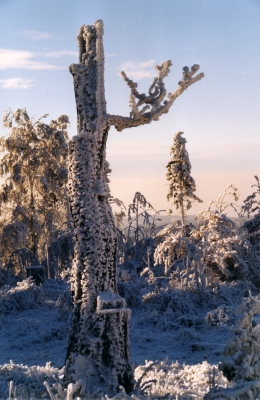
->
[65,19,204,395]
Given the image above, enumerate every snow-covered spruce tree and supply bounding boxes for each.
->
[166,131,202,226]
[0,109,70,277]
[64,19,204,395]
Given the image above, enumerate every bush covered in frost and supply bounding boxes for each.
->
[205,296,260,399]
[153,186,260,290]
[0,277,42,314]
[1,359,229,400]
[205,305,235,328]
[219,296,260,382]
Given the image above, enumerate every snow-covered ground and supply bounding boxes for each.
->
[0,274,256,399]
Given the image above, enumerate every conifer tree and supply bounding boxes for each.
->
[0,108,70,276]
[166,131,202,226]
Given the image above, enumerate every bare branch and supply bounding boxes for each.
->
[107,62,204,132]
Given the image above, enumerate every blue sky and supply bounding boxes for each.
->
[0,0,260,215]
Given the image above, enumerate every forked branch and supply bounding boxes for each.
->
[107,62,204,132]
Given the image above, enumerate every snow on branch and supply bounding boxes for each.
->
[107,62,204,132]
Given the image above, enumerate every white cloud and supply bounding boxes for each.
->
[0,49,62,70]
[0,78,34,89]
[20,30,53,41]
[119,59,156,80]
[44,50,78,58]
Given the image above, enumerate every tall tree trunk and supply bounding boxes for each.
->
[64,20,134,395]
[64,18,204,396]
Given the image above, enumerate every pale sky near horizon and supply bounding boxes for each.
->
[0,0,260,216]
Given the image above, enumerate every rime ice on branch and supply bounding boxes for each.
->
[108,61,204,132]
[65,19,204,395]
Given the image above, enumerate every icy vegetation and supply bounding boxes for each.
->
[0,174,258,398]
[0,109,72,279]
[2,16,260,400]
[1,359,228,399]
[1,117,260,398]
[0,270,259,399]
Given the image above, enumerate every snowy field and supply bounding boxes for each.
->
[0,274,257,399]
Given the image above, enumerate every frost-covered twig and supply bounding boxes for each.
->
[108,64,204,131]
[240,175,260,217]
[207,184,240,215]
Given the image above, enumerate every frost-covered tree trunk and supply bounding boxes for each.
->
[64,21,133,394]
[65,20,204,395]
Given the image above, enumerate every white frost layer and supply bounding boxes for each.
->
[1,359,230,399]
[134,360,229,398]
[97,291,126,312]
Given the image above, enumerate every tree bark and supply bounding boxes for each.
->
[64,20,134,395]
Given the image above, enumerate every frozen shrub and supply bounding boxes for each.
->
[154,232,207,293]
[142,285,204,321]
[134,359,228,399]
[192,186,247,282]
[154,230,198,275]
[119,192,166,278]
[219,295,260,382]
[195,208,250,282]
[0,361,60,399]
[205,298,260,400]
[0,358,233,399]
[0,277,42,313]
[127,192,163,244]
[206,305,235,327]
[154,185,258,289]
